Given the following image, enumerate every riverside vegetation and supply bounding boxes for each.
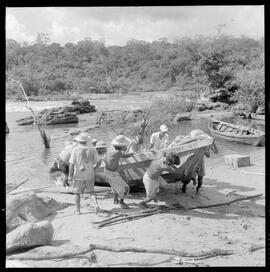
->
[6,33,264,113]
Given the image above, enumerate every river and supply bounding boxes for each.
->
[5,95,265,189]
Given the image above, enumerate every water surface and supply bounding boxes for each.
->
[6,97,265,189]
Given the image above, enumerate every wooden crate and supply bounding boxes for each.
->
[224,154,251,168]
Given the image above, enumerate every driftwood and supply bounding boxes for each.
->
[95,194,263,228]
[8,243,234,261]
[8,77,50,148]
[7,178,29,194]
[8,185,57,195]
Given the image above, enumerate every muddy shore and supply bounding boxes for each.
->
[6,146,265,267]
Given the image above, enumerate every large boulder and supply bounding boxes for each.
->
[6,193,55,233]
[6,220,54,253]
[208,88,231,103]
[174,112,192,123]
[16,100,96,126]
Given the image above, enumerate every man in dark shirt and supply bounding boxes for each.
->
[140,152,180,207]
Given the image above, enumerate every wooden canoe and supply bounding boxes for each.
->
[208,119,265,146]
[95,135,215,187]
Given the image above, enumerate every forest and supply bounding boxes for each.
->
[6,33,264,108]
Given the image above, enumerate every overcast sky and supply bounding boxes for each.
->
[6,6,264,46]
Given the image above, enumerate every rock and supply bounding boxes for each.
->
[208,88,231,103]
[194,103,207,111]
[209,102,229,110]
[38,196,70,211]
[16,100,96,126]
[174,112,192,123]
[6,193,55,232]
[6,210,27,233]
[6,220,54,253]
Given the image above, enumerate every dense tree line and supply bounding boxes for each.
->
[6,33,264,108]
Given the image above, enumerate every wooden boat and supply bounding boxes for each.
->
[250,113,265,121]
[208,119,265,146]
[95,134,215,188]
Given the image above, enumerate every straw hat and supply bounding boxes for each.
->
[111,135,131,147]
[75,132,91,143]
[160,124,168,132]
[190,129,204,138]
[96,140,107,148]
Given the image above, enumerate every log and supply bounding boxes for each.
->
[7,179,29,194]
[96,194,263,228]
[8,243,234,261]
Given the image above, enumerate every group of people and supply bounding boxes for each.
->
[50,124,198,214]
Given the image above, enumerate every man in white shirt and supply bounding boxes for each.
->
[68,132,101,214]
[149,124,169,151]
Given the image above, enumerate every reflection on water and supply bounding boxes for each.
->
[6,103,265,188]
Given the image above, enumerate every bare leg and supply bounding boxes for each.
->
[90,193,99,213]
[196,176,203,193]
[62,175,70,187]
[112,189,119,204]
[119,198,129,209]
[74,193,81,214]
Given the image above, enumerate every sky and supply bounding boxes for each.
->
[6,6,264,46]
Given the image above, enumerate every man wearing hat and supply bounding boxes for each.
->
[68,132,101,214]
[50,138,78,187]
[149,124,169,151]
[103,135,134,209]
[140,152,180,207]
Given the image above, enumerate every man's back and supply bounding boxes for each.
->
[69,145,99,180]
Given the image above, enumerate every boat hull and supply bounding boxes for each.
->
[208,120,265,146]
[95,136,214,187]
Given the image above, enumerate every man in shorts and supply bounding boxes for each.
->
[103,135,134,209]
[68,132,101,214]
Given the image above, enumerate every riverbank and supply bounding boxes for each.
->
[6,148,265,267]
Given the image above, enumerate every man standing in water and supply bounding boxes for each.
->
[68,132,100,214]
[50,138,78,187]
[149,124,169,151]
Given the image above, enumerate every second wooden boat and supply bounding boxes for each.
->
[208,119,265,146]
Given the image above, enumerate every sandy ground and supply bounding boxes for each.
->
[6,148,265,267]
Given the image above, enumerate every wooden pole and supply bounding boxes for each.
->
[7,178,29,194]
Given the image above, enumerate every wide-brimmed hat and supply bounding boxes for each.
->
[92,138,98,144]
[111,135,131,147]
[96,140,107,148]
[75,132,91,143]
[190,129,204,138]
[160,124,168,133]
